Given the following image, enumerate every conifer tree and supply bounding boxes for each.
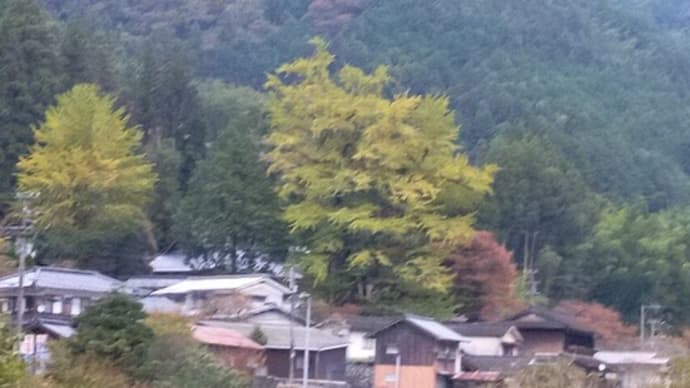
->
[175,125,288,273]
[265,39,496,299]
[0,0,63,210]
[128,37,206,190]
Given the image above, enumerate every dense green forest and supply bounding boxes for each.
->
[4,0,690,327]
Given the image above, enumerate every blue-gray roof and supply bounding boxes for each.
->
[370,314,465,342]
[406,315,465,342]
[0,267,122,294]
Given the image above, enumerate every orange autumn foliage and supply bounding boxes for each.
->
[446,231,524,320]
[555,300,637,345]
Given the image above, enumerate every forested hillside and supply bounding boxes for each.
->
[4,0,690,326]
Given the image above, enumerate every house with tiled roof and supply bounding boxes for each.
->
[192,325,265,375]
[198,320,348,381]
[504,306,596,355]
[0,266,123,338]
[444,321,523,356]
[150,273,293,315]
[369,315,464,388]
[318,314,401,363]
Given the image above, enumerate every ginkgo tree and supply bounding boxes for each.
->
[265,39,496,301]
[17,84,156,270]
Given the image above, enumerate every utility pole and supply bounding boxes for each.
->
[15,192,32,347]
[302,293,311,388]
[640,304,661,347]
[288,266,296,384]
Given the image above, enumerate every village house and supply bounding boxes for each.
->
[192,325,265,376]
[198,320,348,381]
[223,304,306,326]
[0,267,123,338]
[444,321,524,357]
[318,314,400,364]
[504,307,596,354]
[370,315,464,388]
[125,275,188,296]
[149,274,293,315]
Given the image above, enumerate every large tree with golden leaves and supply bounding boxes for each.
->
[17,84,155,270]
[265,39,495,302]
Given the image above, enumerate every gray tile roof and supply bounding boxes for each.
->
[506,306,594,335]
[125,276,188,295]
[445,322,515,337]
[199,320,348,351]
[0,267,122,294]
[345,315,401,333]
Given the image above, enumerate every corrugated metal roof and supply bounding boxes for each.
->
[406,315,465,342]
[0,267,122,294]
[192,325,263,350]
[445,322,515,337]
[151,274,291,295]
[199,321,348,351]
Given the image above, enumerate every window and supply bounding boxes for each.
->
[70,298,81,316]
[295,356,304,369]
[52,298,63,315]
[385,345,399,355]
[0,299,8,313]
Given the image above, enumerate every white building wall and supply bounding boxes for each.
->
[460,337,505,356]
[347,331,376,363]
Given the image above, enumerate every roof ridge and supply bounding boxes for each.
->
[186,273,271,280]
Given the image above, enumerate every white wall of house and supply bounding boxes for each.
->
[347,331,376,363]
[460,337,506,356]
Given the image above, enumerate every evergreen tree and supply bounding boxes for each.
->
[479,134,597,275]
[69,294,154,378]
[0,0,63,211]
[16,84,156,273]
[128,37,206,190]
[265,39,495,301]
[146,138,181,252]
[174,125,288,273]
[60,20,117,91]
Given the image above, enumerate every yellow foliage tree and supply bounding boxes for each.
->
[16,84,155,263]
[265,39,496,298]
